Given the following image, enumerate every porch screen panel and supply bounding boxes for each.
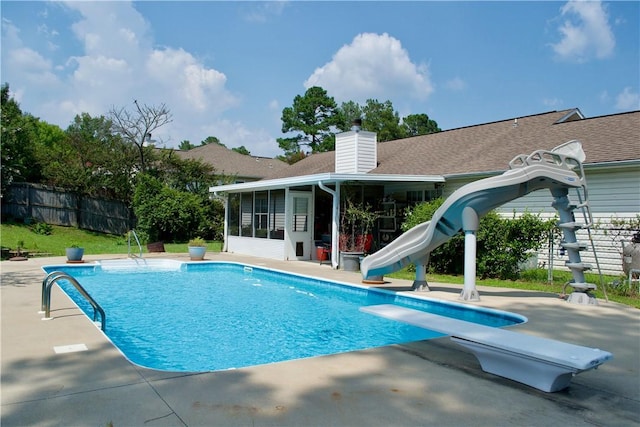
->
[254,191,268,238]
[270,190,285,240]
[240,193,253,237]
[228,193,240,236]
[293,197,308,232]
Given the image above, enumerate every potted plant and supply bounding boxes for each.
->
[188,237,207,261]
[339,199,379,271]
[66,244,84,263]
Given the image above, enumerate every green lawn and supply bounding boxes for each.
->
[0,222,221,257]
[387,267,639,309]
[2,222,637,308]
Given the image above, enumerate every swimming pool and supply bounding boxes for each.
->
[43,260,525,372]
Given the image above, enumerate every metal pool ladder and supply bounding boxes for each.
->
[128,229,143,258]
[41,271,106,331]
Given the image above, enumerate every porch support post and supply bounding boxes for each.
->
[332,182,340,269]
[318,181,340,269]
[222,194,229,252]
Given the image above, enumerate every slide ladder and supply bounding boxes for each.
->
[511,142,601,304]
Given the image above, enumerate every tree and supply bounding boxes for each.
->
[277,86,341,158]
[1,83,40,195]
[402,113,441,137]
[232,145,251,155]
[38,113,137,200]
[361,99,405,142]
[154,148,218,197]
[201,136,222,146]
[336,101,363,132]
[109,100,172,172]
[179,140,195,150]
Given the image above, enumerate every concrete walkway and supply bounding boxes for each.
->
[1,253,638,426]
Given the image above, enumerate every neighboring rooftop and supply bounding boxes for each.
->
[176,143,289,181]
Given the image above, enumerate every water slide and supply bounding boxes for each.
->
[361,141,593,301]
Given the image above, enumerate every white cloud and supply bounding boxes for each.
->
[243,1,287,23]
[304,32,433,103]
[599,90,609,103]
[67,1,151,60]
[551,0,615,62]
[146,47,235,112]
[1,1,260,153]
[445,77,466,92]
[615,87,640,111]
[2,18,59,103]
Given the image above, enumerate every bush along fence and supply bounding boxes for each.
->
[1,182,134,235]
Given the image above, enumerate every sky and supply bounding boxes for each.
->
[2,1,639,157]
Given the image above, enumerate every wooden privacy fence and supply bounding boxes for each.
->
[1,183,133,235]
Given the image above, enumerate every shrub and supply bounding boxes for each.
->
[30,221,53,235]
[402,199,554,279]
[188,237,206,247]
[198,197,225,241]
[133,174,205,242]
[477,211,554,279]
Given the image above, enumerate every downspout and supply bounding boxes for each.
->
[318,181,340,269]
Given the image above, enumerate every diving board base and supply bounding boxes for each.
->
[450,337,576,392]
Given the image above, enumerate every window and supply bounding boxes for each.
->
[292,197,308,232]
[407,190,424,205]
[240,193,253,236]
[270,190,285,239]
[254,191,268,238]
[228,194,240,236]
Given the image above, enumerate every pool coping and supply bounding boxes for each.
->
[2,252,639,426]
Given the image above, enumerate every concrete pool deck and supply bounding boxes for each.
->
[1,252,638,426]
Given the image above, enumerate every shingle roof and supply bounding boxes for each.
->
[175,143,289,180]
[267,109,640,179]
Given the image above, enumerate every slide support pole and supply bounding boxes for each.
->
[412,254,430,291]
[460,207,480,301]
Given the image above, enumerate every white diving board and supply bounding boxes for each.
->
[360,304,612,392]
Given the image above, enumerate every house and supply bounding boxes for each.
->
[210,108,640,275]
[176,142,289,183]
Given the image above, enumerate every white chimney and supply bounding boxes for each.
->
[335,119,377,174]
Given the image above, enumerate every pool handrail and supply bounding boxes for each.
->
[128,229,143,258]
[41,271,106,331]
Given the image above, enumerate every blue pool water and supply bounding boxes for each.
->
[43,261,524,372]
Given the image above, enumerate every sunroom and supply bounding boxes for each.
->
[211,129,444,269]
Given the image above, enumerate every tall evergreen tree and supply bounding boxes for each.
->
[277,86,341,159]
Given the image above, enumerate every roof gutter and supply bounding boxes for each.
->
[444,159,640,181]
[211,173,444,194]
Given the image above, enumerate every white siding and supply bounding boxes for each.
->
[227,236,285,259]
[335,131,377,173]
[500,166,640,215]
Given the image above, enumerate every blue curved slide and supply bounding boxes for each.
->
[361,144,586,280]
